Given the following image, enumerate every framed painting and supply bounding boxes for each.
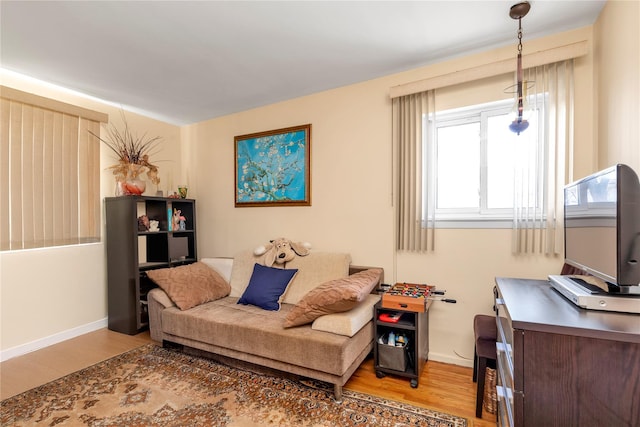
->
[235,124,311,207]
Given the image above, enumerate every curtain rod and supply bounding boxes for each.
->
[1,85,109,123]
[390,40,588,99]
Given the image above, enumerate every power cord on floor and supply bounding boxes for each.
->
[453,350,473,360]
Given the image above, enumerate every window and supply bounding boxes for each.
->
[394,60,573,252]
[425,98,542,227]
[1,86,107,251]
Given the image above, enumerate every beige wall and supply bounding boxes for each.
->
[2,1,638,365]
[184,27,596,365]
[0,73,182,357]
[595,0,640,172]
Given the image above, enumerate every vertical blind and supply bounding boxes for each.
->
[0,86,108,250]
[512,60,574,255]
[393,90,436,252]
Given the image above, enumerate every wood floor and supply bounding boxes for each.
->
[1,329,497,426]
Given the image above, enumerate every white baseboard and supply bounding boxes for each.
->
[1,318,108,362]
[428,351,474,368]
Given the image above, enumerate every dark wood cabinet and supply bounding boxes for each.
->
[105,196,197,334]
[373,301,430,388]
[494,277,640,427]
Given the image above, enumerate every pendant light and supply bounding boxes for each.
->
[506,1,533,135]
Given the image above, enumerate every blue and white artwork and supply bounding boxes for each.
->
[235,125,311,206]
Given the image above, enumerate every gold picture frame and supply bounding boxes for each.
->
[234,124,311,207]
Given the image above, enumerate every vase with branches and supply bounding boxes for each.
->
[90,111,161,196]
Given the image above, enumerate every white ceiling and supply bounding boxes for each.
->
[1,1,606,125]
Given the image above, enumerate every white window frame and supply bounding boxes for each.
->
[424,97,545,228]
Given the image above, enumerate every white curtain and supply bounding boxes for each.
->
[392,90,436,252]
[512,60,574,254]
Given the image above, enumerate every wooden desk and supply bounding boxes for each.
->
[494,277,640,427]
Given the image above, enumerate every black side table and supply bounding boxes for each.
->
[373,300,430,388]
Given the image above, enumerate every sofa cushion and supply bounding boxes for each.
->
[281,252,352,304]
[283,268,383,327]
[312,294,381,337]
[237,263,298,311]
[229,250,267,297]
[229,250,352,305]
[146,262,231,310]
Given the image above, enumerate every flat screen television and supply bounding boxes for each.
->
[564,164,640,292]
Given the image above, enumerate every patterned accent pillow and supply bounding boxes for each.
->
[283,268,382,328]
[238,263,298,311]
[147,262,231,310]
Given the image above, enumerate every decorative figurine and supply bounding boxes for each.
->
[149,220,159,232]
[172,209,181,231]
[137,214,149,231]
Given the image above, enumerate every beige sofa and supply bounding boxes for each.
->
[147,250,383,401]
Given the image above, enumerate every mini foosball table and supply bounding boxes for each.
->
[381,282,456,312]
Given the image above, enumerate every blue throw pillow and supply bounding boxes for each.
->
[238,263,298,311]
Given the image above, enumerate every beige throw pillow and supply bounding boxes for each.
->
[147,262,231,310]
[283,268,382,328]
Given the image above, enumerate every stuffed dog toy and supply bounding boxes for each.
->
[254,238,311,267]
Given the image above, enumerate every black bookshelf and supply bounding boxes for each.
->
[105,196,197,334]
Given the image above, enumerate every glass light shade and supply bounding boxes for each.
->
[506,78,534,135]
[509,118,529,134]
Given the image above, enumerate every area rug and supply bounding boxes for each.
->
[1,344,467,427]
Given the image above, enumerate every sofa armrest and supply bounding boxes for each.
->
[148,288,175,342]
[148,287,175,308]
[312,294,381,337]
[200,257,234,283]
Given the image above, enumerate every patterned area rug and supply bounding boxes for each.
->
[1,344,467,426]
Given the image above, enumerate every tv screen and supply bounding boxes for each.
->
[564,164,640,288]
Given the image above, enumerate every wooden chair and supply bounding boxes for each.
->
[473,314,497,418]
